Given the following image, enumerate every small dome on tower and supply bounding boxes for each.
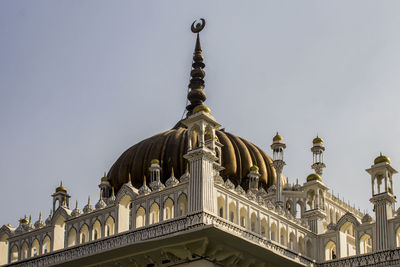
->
[273,132,283,142]
[250,165,259,172]
[56,181,67,193]
[306,173,322,182]
[313,136,323,145]
[374,153,390,165]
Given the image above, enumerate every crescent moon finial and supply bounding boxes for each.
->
[191,18,206,33]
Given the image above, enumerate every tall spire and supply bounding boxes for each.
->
[186,18,207,116]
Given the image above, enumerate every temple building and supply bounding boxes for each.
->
[1,19,400,267]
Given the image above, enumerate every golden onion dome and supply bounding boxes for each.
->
[374,153,390,165]
[313,136,323,144]
[108,124,280,193]
[101,177,108,182]
[56,182,67,193]
[193,104,211,114]
[306,173,322,182]
[273,132,283,142]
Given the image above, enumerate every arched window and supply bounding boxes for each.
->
[229,202,237,223]
[0,234,9,264]
[163,198,174,220]
[118,195,132,233]
[298,236,304,254]
[92,220,101,240]
[286,200,293,216]
[280,227,287,246]
[250,212,257,232]
[289,232,296,250]
[67,228,77,247]
[325,241,337,260]
[21,242,28,260]
[10,245,18,263]
[136,207,146,228]
[339,222,356,257]
[105,216,115,237]
[360,234,372,254]
[217,196,225,219]
[42,236,51,254]
[31,239,40,257]
[149,202,160,224]
[396,227,400,247]
[306,240,312,258]
[80,224,89,244]
[270,223,277,242]
[177,194,187,216]
[295,202,303,218]
[260,218,268,238]
[336,212,340,223]
[330,208,334,223]
[239,207,247,228]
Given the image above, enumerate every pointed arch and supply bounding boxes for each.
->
[339,221,356,257]
[67,227,77,247]
[360,234,372,254]
[105,216,115,237]
[306,239,312,258]
[270,222,277,242]
[228,201,237,224]
[117,194,132,233]
[298,236,304,254]
[239,207,248,228]
[149,202,160,224]
[396,227,400,247]
[325,241,337,260]
[163,198,174,220]
[21,242,28,260]
[336,212,360,231]
[177,193,187,216]
[42,235,51,254]
[135,206,146,228]
[250,212,258,232]
[217,196,226,218]
[80,224,89,244]
[280,226,287,246]
[31,239,40,257]
[10,245,18,263]
[289,232,296,250]
[260,218,268,238]
[92,220,101,240]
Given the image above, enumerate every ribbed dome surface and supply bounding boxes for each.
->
[108,124,278,193]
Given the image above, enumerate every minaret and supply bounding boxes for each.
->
[311,136,326,175]
[366,153,397,250]
[98,172,111,199]
[182,19,220,215]
[52,181,70,211]
[271,132,286,208]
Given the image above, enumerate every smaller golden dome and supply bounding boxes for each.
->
[273,132,283,142]
[250,165,259,172]
[193,104,211,114]
[313,136,323,144]
[101,172,108,182]
[56,181,67,193]
[307,173,322,182]
[151,159,160,165]
[374,153,390,165]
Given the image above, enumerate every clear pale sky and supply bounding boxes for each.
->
[1,1,400,226]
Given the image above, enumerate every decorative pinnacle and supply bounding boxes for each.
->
[76,200,78,209]
[39,211,42,220]
[171,167,174,177]
[186,19,207,116]
[143,176,147,184]
[88,195,91,204]
[128,173,132,184]
[111,187,115,196]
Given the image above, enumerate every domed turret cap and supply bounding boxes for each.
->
[306,173,322,182]
[374,153,390,165]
